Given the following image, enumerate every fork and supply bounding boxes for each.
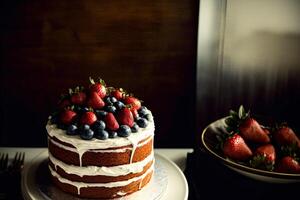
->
[10,152,25,171]
[0,152,25,199]
[0,153,9,171]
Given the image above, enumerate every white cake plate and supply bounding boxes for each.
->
[21,150,188,200]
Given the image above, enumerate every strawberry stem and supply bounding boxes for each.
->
[89,76,95,84]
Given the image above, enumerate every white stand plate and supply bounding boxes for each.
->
[21,150,188,200]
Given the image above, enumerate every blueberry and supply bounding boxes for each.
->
[118,125,131,137]
[110,97,117,103]
[73,105,81,113]
[74,106,89,114]
[144,114,152,121]
[82,107,90,113]
[93,120,106,130]
[138,106,148,117]
[78,124,90,135]
[80,124,90,130]
[50,116,59,124]
[94,129,109,140]
[109,131,118,138]
[106,105,116,113]
[95,110,107,118]
[114,101,125,110]
[104,97,113,105]
[137,118,148,128]
[66,124,78,135]
[80,128,94,140]
[131,123,139,133]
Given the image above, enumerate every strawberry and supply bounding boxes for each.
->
[104,113,119,131]
[87,92,105,109]
[58,98,71,109]
[255,144,276,162]
[223,134,253,161]
[225,105,270,143]
[263,128,271,135]
[69,87,87,105]
[124,96,141,110]
[60,110,77,125]
[89,77,106,98]
[111,88,125,100]
[274,126,300,148]
[239,118,270,143]
[71,92,86,105]
[80,111,97,125]
[117,107,134,127]
[130,107,139,119]
[275,156,300,174]
[250,144,276,170]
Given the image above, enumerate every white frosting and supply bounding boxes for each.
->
[49,152,154,177]
[46,111,154,150]
[46,111,154,166]
[127,136,138,163]
[49,163,154,195]
[116,191,127,196]
[49,134,152,154]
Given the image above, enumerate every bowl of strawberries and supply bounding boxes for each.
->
[201,105,300,183]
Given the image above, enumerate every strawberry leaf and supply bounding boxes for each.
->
[249,155,274,171]
[98,78,106,86]
[238,105,245,119]
[225,117,237,128]
[60,93,69,99]
[230,110,240,121]
[229,110,238,118]
[225,115,239,133]
[280,143,299,158]
[68,88,73,95]
[89,76,95,84]
[74,86,80,93]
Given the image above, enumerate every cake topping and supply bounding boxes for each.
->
[50,77,151,140]
[70,86,87,105]
[89,77,107,98]
[104,113,120,131]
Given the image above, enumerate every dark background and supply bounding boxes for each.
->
[0,0,199,148]
[2,0,300,149]
[195,0,300,146]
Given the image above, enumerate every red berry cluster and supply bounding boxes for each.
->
[50,77,150,140]
[220,105,300,174]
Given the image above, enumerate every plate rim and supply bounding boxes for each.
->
[154,152,189,200]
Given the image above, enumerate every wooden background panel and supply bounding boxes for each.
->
[0,0,199,147]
